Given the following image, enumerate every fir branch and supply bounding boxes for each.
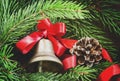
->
[0,0,89,47]
[98,9,120,35]
[26,66,97,81]
[42,0,89,19]
[0,45,26,81]
[88,0,120,35]
[26,72,61,81]
[67,66,97,81]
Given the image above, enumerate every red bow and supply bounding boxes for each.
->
[16,18,77,70]
[16,19,66,56]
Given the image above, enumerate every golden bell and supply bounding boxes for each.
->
[29,38,62,65]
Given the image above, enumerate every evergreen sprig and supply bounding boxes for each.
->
[0,0,89,47]
[26,72,62,81]
[0,45,26,81]
[67,66,97,81]
[98,8,120,35]
[26,66,97,81]
[88,0,120,35]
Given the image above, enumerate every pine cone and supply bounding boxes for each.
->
[70,37,103,67]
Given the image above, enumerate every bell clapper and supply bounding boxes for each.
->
[38,61,42,72]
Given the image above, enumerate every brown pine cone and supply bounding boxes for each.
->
[70,37,103,67]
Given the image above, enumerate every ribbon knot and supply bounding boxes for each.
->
[37,19,66,38]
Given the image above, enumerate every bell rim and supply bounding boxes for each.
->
[29,55,63,65]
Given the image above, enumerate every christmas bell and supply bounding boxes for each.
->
[29,38,63,72]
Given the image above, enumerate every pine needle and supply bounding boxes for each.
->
[0,0,89,47]
[26,66,97,81]
[0,45,26,81]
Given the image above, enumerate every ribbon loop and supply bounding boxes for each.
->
[52,23,66,37]
[16,32,43,54]
[97,49,120,81]
[97,64,120,81]
[37,18,51,31]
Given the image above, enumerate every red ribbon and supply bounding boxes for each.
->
[101,48,112,62]
[62,54,77,70]
[97,64,120,81]
[98,48,120,81]
[16,18,77,70]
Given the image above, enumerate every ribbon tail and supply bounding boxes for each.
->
[48,35,66,57]
[62,54,77,70]
[60,38,77,49]
[97,64,120,81]
[102,48,113,62]
[16,32,43,54]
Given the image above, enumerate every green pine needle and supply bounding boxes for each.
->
[88,0,120,35]
[0,0,89,47]
[26,66,97,81]
[0,45,26,81]
[93,61,113,74]
[67,66,97,81]
[26,72,61,81]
